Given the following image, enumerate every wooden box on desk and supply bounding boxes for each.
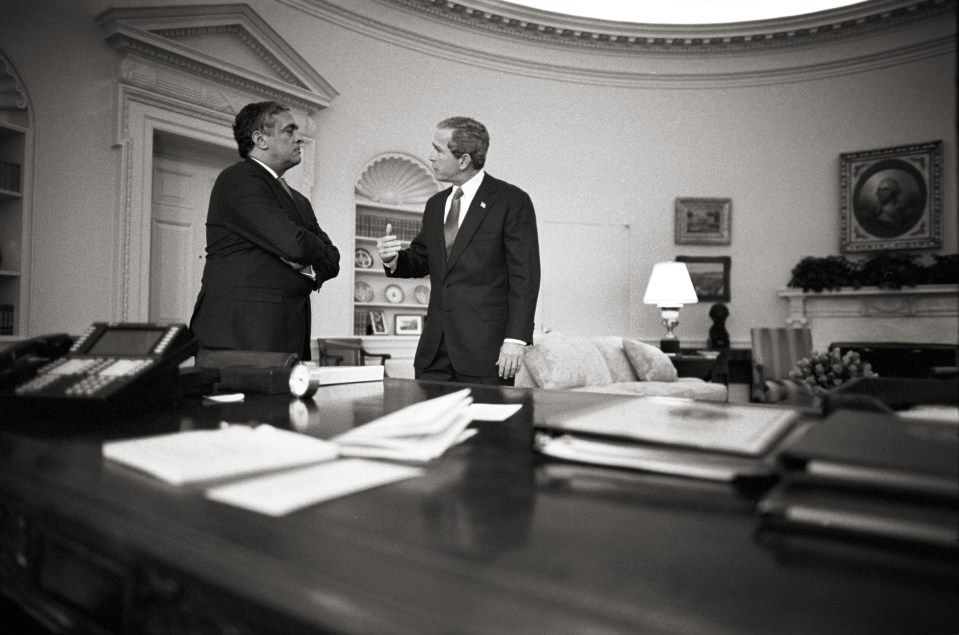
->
[824,376,959,413]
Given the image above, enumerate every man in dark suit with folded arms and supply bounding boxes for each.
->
[190,101,339,360]
[376,117,540,384]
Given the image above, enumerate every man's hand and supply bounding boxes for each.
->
[496,341,525,379]
[376,223,400,264]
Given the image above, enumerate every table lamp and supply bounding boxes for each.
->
[643,261,698,354]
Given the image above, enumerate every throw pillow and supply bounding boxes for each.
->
[523,333,613,389]
[623,339,678,382]
[591,336,639,383]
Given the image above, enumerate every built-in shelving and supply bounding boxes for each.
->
[0,120,27,338]
[352,153,439,337]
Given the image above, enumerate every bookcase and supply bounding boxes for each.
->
[0,121,27,339]
[352,153,439,337]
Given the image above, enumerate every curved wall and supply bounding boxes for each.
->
[0,0,954,346]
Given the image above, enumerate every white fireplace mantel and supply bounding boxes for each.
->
[778,284,958,349]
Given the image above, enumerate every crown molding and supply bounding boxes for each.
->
[284,0,956,88]
[386,0,956,53]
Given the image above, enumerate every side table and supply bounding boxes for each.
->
[670,353,718,381]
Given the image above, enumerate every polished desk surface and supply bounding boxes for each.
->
[1,378,957,634]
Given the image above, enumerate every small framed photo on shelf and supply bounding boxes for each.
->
[368,310,388,335]
[676,256,731,302]
[840,140,942,252]
[674,198,731,245]
[394,314,423,336]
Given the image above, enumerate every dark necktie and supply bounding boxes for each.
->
[278,177,295,202]
[444,187,464,257]
[278,178,314,280]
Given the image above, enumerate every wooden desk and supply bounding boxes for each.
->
[2,379,956,634]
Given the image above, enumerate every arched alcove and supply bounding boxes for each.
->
[351,152,440,375]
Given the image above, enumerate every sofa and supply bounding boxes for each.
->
[516,331,728,402]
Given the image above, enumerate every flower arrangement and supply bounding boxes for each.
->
[788,252,958,292]
[788,347,877,397]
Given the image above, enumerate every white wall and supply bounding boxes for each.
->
[0,0,955,346]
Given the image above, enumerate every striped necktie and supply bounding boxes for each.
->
[444,187,464,257]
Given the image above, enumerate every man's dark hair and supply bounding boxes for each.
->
[233,101,290,158]
[437,116,489,169]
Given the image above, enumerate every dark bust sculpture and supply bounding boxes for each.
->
[707,302,730,350]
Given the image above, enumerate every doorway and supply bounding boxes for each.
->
[149,132,234,324]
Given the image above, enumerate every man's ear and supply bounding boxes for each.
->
[252,131,268,150]
[458,153,472,169]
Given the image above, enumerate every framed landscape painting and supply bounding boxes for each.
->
[675,198,731,245]
[676,256,731,302]
[840,141,941,252]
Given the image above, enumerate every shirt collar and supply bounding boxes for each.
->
[455,170,485,199]
[250,157,279,180]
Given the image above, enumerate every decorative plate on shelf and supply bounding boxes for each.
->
[354,281,373,303]
[414,285,430,305]
[385,284,405,304]
[354,247,374,269]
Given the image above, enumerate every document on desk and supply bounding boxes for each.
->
[102,425,339,485]
[540,397,799,455]
[333,388,476,462]
[533,397,803,482]
[205,459,423,516]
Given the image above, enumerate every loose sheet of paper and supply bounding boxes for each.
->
[205,459,423,516]
[468,403,522,421]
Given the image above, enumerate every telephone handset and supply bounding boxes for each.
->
[0,333,75,389]
[1,322,198,416]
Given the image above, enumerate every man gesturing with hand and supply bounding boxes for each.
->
[376,117,540,385]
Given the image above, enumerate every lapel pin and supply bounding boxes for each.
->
[480,201,486,208]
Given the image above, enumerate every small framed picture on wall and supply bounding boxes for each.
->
[675,198,731,245]
[676,256,731,302]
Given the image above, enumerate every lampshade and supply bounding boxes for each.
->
[643,261,698,307]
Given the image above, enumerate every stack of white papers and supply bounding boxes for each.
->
[333,388,475,462]
[102,425,339,485]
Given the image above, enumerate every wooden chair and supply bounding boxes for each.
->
[316,338,391,375]
[750,327,813,403]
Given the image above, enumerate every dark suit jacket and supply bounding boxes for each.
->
[389,173,540,377]
[190,159,339,360]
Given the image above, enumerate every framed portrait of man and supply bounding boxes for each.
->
[840,141,941,252]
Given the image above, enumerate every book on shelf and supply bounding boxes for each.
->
[355,213,420,241]
[0,304,13,335]
[532,396,804,482]
[0,160,21,193]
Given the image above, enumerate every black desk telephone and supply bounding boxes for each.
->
[1,322,198,416]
